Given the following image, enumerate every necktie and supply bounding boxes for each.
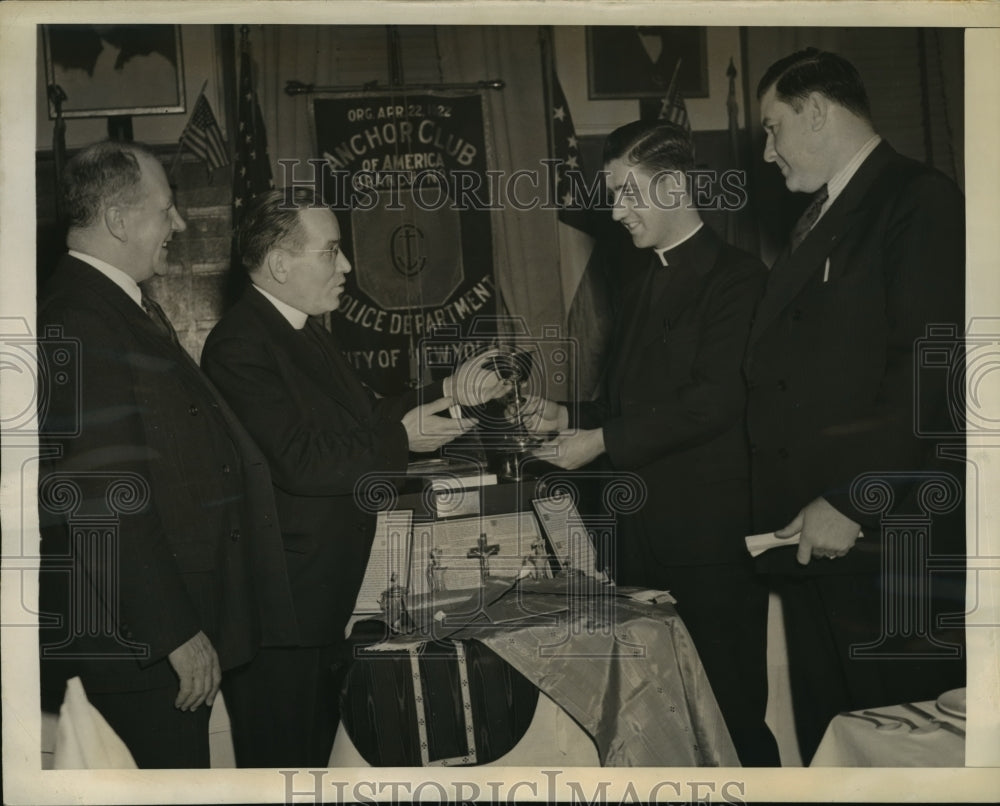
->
[140,294,181,346]
[789,184,829,252]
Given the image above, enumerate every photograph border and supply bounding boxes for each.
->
[3,2,1000,805]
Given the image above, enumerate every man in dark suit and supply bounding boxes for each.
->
[37,141,299,768]
[200,186,502,767]
[747,49,966,762]
[527,120,778,765]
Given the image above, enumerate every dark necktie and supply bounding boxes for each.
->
[140,294,180,346]
[789,184,829,252]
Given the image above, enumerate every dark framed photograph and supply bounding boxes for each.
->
[42,24,185,118]
[586,26,709,99]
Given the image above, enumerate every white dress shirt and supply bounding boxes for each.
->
[253,284,308,329]
[68,250,143,309]
[819,134,882,221]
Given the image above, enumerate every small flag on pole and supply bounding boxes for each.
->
[658,58,691,133]
[181,93,228,171]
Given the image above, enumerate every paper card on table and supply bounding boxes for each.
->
[353,510,413,613]
[532,495,608,582]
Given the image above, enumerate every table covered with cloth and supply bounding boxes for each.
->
[811,697,965,767]
[341,576,739,767]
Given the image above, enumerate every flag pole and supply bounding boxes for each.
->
[169,79,209,181]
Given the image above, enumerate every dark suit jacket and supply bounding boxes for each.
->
[201,286,442,646]
[745,142,965,563]
[38,256,298,694]
[576,225,766,570]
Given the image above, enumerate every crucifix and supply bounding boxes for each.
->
[467,532,500,585]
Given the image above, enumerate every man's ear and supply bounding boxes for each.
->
[805,91,830,131]
[265,248,288,283]
[104,205,128,243]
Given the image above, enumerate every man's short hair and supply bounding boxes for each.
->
[757,47,872,121]
[235,186,327,273]
[602,120,695,174]
[61,141,155,229]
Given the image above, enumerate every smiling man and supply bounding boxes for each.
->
[526,120,777,766]
[37,141,298,767]
[746,48,966,763]
[201,186,503,767]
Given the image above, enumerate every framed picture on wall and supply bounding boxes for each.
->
[42,24,186,118]
[587,26,709,99]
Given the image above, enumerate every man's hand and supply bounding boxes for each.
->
[445,349,510,406]
[513,395,569,434]
[167,630,221,711]
[776,496,861,565]
[403,397,478,452]
[533,428,605,469]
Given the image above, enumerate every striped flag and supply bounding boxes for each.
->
[658,58,691,132]
[232,39,274,221]
[181,93,228,171]
[547,65,611,401]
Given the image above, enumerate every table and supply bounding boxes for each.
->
[338,576,739,767]
[811,698,965,766]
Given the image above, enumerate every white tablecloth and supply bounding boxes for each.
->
[811,699,965,767]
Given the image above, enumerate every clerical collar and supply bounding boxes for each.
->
[68,250,143,308]
[654,222,704,267]
[253,284,309,329]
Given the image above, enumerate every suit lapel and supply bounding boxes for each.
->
[304,319,374,414]
[245,287,373,419]
[52,256,188,357]
[748,141,896,350]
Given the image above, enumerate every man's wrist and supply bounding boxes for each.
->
[556,404,570,431]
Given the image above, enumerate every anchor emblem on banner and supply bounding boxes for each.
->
[390,223,427,277]
[352,186,464,310]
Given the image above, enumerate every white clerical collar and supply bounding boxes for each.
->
[68,250,143,308]
[821,134,882,218]
[654,222,704,267]
[253,283,309,329]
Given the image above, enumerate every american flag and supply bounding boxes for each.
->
[549,72,592,237]
[232,41,274,222]
[547,64,611,401]
[659,58,691,133]
[181,93,228,171]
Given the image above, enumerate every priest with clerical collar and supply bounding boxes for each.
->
[525,119,778,766]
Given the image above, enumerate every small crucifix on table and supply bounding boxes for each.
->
[467,532,500,585]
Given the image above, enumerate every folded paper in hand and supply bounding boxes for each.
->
[744,530,864,558]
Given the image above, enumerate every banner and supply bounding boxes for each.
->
[310,93,497,394]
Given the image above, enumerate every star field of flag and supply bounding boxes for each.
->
[550,73,593,236]
[181,94,228,171]
[232,45,274,220]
